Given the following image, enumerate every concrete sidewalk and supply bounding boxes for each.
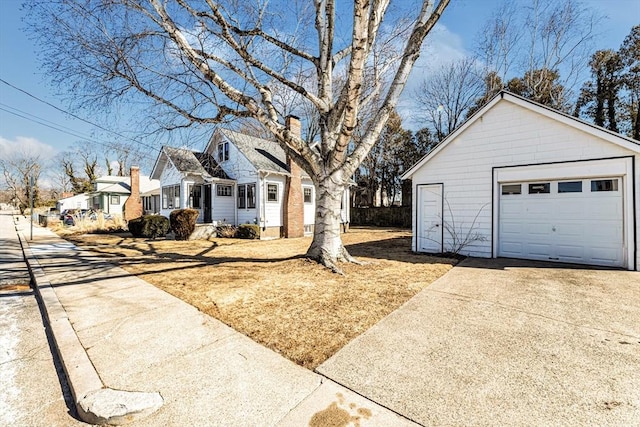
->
[8,214,417,426]
[1,212,86,426]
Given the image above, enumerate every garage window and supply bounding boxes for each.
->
[501,184,521,195]
[528,183,550,194]
[558,181,582,193]
[591,179,618,192]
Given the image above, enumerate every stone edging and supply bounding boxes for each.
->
[15,220,163,425]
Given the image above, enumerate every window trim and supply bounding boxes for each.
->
[217,142,229,162]
[110,195,120,205]
[188,184,202,209]
[303,186,313,204]
[267,183,278,202]
[216,184,233,197]
[238,184,246,209]
[247,183,256,208]
[161,185,180,209]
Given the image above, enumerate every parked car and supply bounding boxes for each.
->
[87,209,112,221]
[61,209,88,225]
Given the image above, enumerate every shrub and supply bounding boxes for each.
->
[170,209,199,240]
[216,224,237,238]
[236,224,260,239]
[128,215,170,239]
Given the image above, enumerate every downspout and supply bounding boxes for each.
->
[234,180,238,226]
[261,171,269,231]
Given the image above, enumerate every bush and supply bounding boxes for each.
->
[215,224,237,238]
[128,215,170,239]
[170,209,200,240]
[236,224,260,239]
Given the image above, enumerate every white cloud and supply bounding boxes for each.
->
[0,136,58,161]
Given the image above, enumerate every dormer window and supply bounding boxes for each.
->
[217,142,229,162]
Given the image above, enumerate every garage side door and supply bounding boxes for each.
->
[498,178,624,267]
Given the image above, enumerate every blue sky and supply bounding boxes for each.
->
[1,0,638,167]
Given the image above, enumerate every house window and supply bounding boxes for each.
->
[591,179,618,192]
[558,181,582,193]
[501,184,521,195]
[247,184,256,208]
[238,185,246,209]
[189,184,202,208]
[267,183,278,202]
[303,187,313,203]
[217,184,233,197]
[528,183,550,194]
[162,185,180,209]
[110,195,120,205]
[217,142,229,162]
[238,184,256,209]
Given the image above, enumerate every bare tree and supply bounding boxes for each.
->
[29,0,450,272]
[475,2,522,89]
[473,0,599,111]
[0,149,42,214]
[413,58,484,140]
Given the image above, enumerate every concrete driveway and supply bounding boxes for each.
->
[317,258,640,426]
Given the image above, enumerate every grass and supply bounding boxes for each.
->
[50,212,127,235]
[64,227,458,369]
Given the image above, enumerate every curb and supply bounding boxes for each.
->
[15,220,163,425]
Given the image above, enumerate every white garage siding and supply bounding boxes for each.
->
[406,94,640,270]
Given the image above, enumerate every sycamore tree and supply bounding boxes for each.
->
[28,0,450,272]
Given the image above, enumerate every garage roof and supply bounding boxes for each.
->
[402,91,640,180]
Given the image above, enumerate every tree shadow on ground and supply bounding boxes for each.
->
[345,236,459,265]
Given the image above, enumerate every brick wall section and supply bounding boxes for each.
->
[123,166,143,221]
[283,116,304,238]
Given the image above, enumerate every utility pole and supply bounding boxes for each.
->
[30,175,34,240]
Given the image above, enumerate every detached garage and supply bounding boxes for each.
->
[402,91,640,271]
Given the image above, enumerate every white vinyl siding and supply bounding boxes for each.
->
[261,176,285,227]
[212,183,235,224]
[158,161,183,218]
[410,100,639,264]
[303,182,315,227]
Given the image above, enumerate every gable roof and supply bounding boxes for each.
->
[151,146,230,180]
[402,91,640,180]
[97,181,131,194]
[218,129,290,175]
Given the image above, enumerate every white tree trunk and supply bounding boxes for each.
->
[306,178,356,273]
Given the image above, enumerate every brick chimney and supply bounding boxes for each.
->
[283,116,304,238]
[123,166,143,221]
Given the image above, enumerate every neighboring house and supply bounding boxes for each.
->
[56,193,90,212]
[150,116,351,238]
[88,167,160,220]
[402,91,640,271]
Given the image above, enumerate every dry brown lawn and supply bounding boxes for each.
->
[64,228,457,369]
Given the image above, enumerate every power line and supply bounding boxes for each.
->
[0,77,161,154]
[0,106,93,141]
[0,105,157,161]
[0,102,94,139]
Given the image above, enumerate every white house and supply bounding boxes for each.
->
[57,193,90,212]
[88,168,160,220]
[150,116,350,239]
[402,91,640,271]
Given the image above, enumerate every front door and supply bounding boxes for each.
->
[417,184,443,253]
[204,184,212,223]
